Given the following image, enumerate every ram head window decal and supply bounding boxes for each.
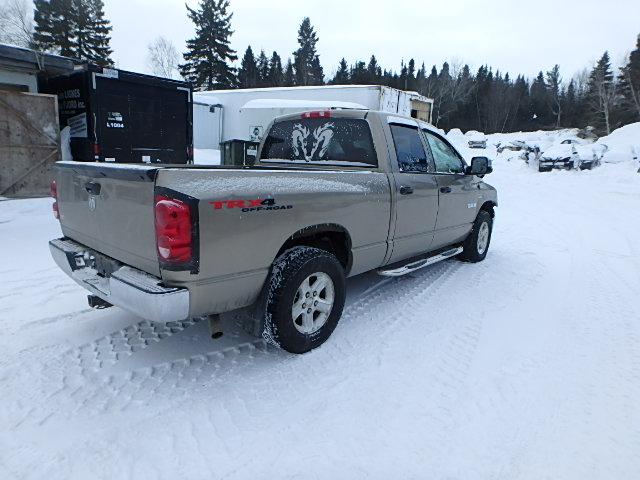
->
[291,122,335,161]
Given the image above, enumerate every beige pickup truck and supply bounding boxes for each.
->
[49,110,497,353]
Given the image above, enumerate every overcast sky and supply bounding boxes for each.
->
[105,0,640,81]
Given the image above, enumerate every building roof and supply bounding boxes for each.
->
[0,43,77,76]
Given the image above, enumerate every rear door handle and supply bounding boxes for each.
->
[85,181,101,195]
[440,186,452,194]
[399,186,414,195]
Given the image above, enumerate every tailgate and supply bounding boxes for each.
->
[55,161,161,276]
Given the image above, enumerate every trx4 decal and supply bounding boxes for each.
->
[209,198,293,213]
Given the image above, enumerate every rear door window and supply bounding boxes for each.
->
[260,117,377,167]
[390,124,433,173]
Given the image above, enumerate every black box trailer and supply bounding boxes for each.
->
[40,65,193,164]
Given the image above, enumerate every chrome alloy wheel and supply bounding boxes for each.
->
[291,272,335,335]
[477,221,490,255]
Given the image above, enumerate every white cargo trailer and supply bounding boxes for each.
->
[193,85,433,150]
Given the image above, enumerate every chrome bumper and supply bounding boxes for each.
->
[49,238,189,323]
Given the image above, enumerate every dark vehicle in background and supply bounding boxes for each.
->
[40,65,193,164]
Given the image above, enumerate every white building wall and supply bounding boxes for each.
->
[0,69,38,92]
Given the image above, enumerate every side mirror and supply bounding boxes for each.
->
[467,156,492,176]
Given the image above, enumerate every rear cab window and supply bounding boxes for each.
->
[260,117,377,167]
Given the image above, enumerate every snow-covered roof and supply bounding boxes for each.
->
[240,98,367,110]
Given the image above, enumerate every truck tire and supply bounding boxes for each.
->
[459,210,493,263]
[262,246,346,354]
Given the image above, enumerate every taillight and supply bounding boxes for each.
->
[301,111,331,119]
[51,180,59,219]
[154,195,192,264]
[93,143,101,158]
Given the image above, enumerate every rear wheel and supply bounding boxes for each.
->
[459,210,493,263]
[263,247,346,354]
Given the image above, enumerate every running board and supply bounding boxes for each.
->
[377,247,463,277]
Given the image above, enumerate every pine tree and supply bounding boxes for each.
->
[530,71,550,128]
[73,0,112,66]
[237,45,258,88]
[34,0,73,56]
[331,58,349,84]
[284,58,295,86]
[293,17,323,86]
[407,58,416,90]
[619,34,640,120]
[350,61,367,84]
[546,64,562,127]
[267,51,283,87]
[587,51,616,134]
[180,0,237,90]
[33,0,111,65]
[367,55,381,83]
[415,62,426,95]
[256,49,269,87]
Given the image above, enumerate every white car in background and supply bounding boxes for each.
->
[538,138,607,172]
[466,131,488,149]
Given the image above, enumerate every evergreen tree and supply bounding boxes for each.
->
[619,34,640,120]
[367,55,381,83]
[546,64,562,127]
[415,62,426,95]
[180,0,237,90]
[293,17,323,86]
[283,58,295,86]
[256,49,269,87]
[331,58,349,84]
[34,0,71,55]
[530,71,550,128]
[350,60,368,84]
[73,0,112,66]
[237,45,258,88]
[267,51,284,87]
[587,51,616,134]
[33,0,112,65]
[407,58,416,90]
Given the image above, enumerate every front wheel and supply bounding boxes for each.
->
[263,246,346,354]
[459,210,493,263]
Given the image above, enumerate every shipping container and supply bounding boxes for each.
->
[192,85,433,151]
[40,65,193,164]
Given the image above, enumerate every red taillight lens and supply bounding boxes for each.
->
[301,110,331,119]
[154,195,192,263]
[51,180,59,219]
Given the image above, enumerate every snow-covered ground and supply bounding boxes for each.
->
[1,138,640,479]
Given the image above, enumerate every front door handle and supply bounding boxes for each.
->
[440,186,452,194]
[399,185,414,195]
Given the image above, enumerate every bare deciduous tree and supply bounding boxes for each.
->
[0,0,33,48]
[146,36,179,79]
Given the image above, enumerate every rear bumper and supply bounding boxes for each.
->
[49,238,189,323]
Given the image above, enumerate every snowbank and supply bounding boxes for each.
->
[596,122,640,164]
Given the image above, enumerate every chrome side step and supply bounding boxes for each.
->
[377,247,463,277]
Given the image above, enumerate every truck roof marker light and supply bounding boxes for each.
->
[301,111,331,119]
